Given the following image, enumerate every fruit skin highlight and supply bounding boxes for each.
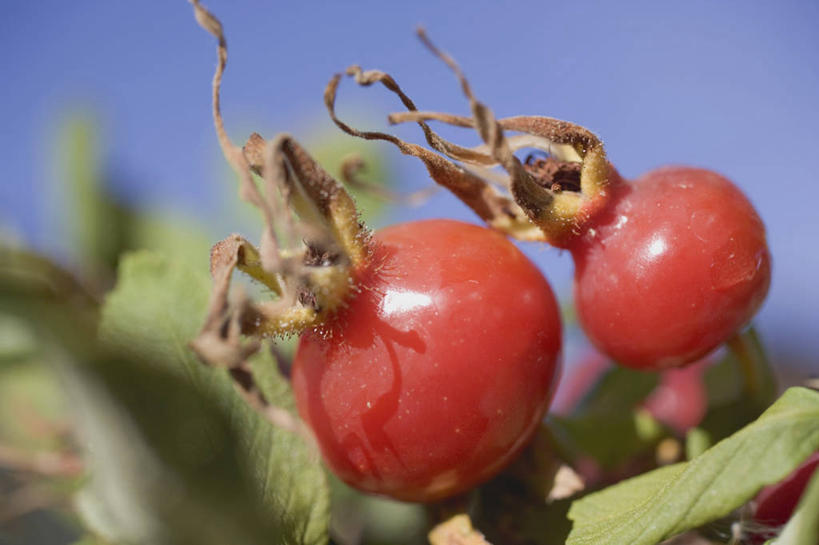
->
[291,219,561,502]
[568,167,771,370]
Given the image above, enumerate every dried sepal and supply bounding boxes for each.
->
[327,27,615,245]
[414,28,614,246]
[324,67,544,241]
[190,0,372,337]
[191,233,260,365]
[190,234,315,443]
[204,234,321,337]
[189,0,375,438]
[242,133,369,270]
[210,234,285,295]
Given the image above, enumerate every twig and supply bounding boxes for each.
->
[0,444,83,477]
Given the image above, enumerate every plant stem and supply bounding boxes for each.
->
[726,332,759,398]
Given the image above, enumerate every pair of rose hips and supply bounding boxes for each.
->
[188,0,778,528]
[291,163,771,501]
[189,0,770,505]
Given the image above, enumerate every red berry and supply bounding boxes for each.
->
[291,219,562,501]
[569,167,771,370]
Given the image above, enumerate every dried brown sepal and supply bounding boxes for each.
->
[328,28,613,245]
[189,0,372,439]
[428,514,492,545]
[324,67,544,241]
[190,237,261,370]
[242,133,369,270]
[190,0,370,333]
[202,234,324,339]
[210,234,284,295]
[189,236,313,443]
[413,28,612,245]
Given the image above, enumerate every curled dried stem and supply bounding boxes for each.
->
[327,27,614,245]
[414,28,613,244]
[325,64,543,241]
[189,0,284,269]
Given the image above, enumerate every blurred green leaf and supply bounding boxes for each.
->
[99,251,330,545]
[56,113,215,282]
[330,475,427,545]
[56,116,125,275]
[772,465,819,545]
[573,366,659,416]
[0,360,67,451]
[69,536,109,545]
[700,327,777,443]
[566,387,819,545]
[0,313,37,364]
[0,246,330,545]
[126,210,213,270]
[68,351,285,545]
[547,366,664,469]
[309,128,394,227]
[684,427,711,461]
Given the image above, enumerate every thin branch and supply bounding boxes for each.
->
[0,444,83,477]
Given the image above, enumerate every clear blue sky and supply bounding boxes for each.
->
[3,0,819,370]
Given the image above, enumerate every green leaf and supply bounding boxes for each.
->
[566,387,819,545]
[98,251,330,545]
[574,365,660,416]
[0,359,67,451]
[684,427,711,461]
[126,211,213,270]
[1,246,329,544]
[772,466,819,545]
[0,313,37,364]
[547,366,664,469]
[66,342,292,545]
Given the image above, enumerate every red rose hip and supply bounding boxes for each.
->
[569,167,771,369]
[291,219,562,501]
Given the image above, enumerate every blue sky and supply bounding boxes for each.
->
[3,0,819,370]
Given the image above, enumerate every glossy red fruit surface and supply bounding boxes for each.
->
[291,219,562,502]
[570,167,771,370]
